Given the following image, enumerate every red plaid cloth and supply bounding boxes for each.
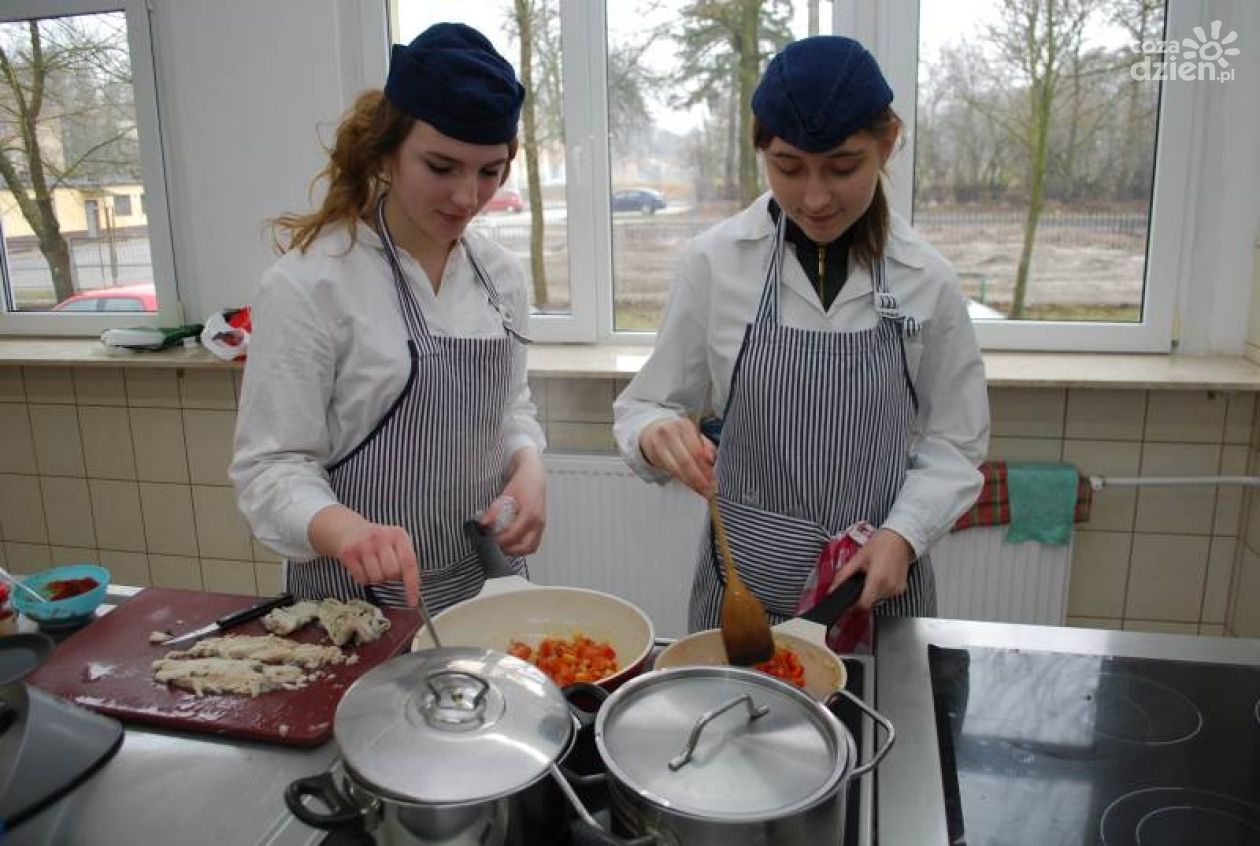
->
[953,461,1092,531]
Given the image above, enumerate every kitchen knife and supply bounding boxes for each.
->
[799,574,867,625]
[160,593,295,647]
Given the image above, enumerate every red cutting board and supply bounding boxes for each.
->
[26,587,420,747]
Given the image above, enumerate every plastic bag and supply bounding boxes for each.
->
[795,521,876,653]
[200,307,251,361]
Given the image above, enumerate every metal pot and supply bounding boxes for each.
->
[590,666,895,846]
[285,646,586,845]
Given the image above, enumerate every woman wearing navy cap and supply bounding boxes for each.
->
[231,23,544,612]
[615,36,990,633]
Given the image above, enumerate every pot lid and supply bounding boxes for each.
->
[596,667,848,819]
[335,646,572,804]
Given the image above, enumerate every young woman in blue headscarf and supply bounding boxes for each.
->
[615,36,990,633]
[232,24,545,613]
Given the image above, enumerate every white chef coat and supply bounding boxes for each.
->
[231,219,545,561]
[613,193,989,556]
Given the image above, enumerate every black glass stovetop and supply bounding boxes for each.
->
[929,645,1260,846]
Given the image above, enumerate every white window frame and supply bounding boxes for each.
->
[838,0,1200,352]
[0,0,180,334]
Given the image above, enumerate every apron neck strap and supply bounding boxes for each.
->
[753,212,788,325]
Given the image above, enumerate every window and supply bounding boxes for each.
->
[840,0,1218,352]
[0,0,177,333]
[386,1,1218,352]
[606,1,831,332]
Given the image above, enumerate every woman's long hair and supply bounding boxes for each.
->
[753,108,902,268]
[271,90,517,254]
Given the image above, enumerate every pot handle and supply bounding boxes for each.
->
[284,772,365,831]
[827,687,896,778]
[668,694,769,771]
[551,764,658,846]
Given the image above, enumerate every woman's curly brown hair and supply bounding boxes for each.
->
[272,90,516,254]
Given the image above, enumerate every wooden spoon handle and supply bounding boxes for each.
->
[708,496,742,588]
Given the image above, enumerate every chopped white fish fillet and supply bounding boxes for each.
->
[152,657,313,697]
[167,634,351,669]
[317,598,391,646]
[261,600,321,635]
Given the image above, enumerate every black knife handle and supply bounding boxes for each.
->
[800,574,867,625]
[215,592,294,631]
[463,519,517,579]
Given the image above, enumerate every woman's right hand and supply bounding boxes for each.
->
[639,416,717,498]
[308,505,421,607]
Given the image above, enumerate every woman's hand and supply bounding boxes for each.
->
[487,448,546,556]
[828,528,916,611]
[639,416,716,498]
[308,505,420,607]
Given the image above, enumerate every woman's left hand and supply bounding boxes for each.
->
[828,528,916,611]
[485,449,546,556]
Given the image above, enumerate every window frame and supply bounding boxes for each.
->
[841,0,1193,352]
[384,0,1204,353]
[0,0,180,334]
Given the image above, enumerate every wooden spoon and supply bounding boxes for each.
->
[708,496,776,666]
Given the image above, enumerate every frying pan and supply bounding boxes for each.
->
[653,619,846,701]
[412,523,655,690]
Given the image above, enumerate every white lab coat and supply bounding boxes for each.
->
[613,193,989,556]
[231,220,545,561]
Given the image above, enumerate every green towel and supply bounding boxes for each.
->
[1005,462,1079,546]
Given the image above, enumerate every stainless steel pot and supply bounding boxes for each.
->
[285,646,581,845]
[590,666,895,846]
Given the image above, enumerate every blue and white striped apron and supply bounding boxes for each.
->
[689,214,935,632]
[286,197,527,613]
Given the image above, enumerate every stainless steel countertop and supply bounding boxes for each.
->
[875,616,1260,846]
[9,586,336,846]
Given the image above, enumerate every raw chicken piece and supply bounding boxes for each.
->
[166,634,351,669]
[152,657,312,697]
[261,600,321,636]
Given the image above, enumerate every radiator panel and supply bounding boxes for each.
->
[532,454,1072,635]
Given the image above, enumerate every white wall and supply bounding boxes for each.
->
[149,0,387,320]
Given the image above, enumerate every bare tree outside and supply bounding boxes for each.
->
[915,0,1164,322]
[0,12,143,309]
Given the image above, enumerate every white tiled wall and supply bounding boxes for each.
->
[0,364,1256,637]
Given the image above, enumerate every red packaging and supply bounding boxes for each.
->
[795,521,876,653]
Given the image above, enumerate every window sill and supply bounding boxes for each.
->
[527,344,1260,392]
[4,338,1260,392]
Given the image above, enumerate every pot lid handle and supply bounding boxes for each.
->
[668,694,770,772]
[423,669,490,729]
[827,687,896,777]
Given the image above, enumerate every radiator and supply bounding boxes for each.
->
[932,526,1073,625]
[532,454,1073,635]
[530,453,705,638]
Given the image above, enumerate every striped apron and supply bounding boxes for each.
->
[688,214,936,632]
[286,197,527,613]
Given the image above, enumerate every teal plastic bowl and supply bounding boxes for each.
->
[13,563,111,627]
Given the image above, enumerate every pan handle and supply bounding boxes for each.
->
[827,687,896,778]
[284,772,366,831]
[551,764,658,846]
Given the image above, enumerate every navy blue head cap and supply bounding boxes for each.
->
[752,36,893,153]
[385,22,525,145]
